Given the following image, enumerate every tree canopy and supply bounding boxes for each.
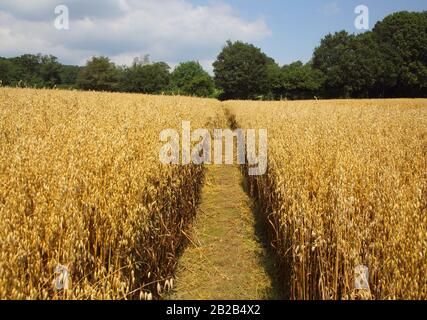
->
[0,54,62,88]
[373,11,427,97]
[60,65,83,88]
[121,61,171,94]
[76,56,120,91]
[0,58,13,85]
[171,61,215,97]
[213,40,270,100]
[281,61,324,100]
[312,11,427,98]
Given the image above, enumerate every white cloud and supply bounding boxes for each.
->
[0,0,271,71]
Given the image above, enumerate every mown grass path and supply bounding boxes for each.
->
[170,164,280,300]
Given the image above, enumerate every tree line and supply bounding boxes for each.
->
[0,11,426,100]
[0,54,218,98]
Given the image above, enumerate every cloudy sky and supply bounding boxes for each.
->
[0,0,426,73]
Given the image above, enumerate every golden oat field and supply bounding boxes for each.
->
[225,99,427,300]
[0,88,223,299]
[0,87,426,300]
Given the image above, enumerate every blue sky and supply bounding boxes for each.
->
[0,0,426,72]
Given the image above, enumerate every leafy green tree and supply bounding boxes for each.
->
[281,61,324,100]
[77,56,120,91]
[171,61,215,97]
[312,31,355,97]
[39,55,62,87]
[313,12,427,98]
[10,54,44,87]
[1,54,61,87]
[0,58,13,85]
[372,11,427,97]
[122,61,170,94]
[344,32,383,98]
[213,40,270,100]
[60,65,83,88]
[266,59,283,100]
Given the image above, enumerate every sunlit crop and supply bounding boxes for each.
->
[1,88,426,300]
[0,88,222,299]
[225,99,427,300]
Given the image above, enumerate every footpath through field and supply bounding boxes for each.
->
[170,163,280,300]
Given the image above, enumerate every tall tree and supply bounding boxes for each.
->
[39,55,62,87]
[213,40,270,100]
[281,61,324,100]
[77,56,120,91]
[122,61,170,94]
[313,12,427,98]
[0,58,13,85]
[171,61,215,97]
[344,32,383,98]
[312,31,355,98]
[372,11,427,97]
[10,54,44,87]
[60,65,83,87]
[266,59,283,100]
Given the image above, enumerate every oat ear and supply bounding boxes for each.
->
[67,263,74,273]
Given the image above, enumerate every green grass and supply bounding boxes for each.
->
[169,164,281,300]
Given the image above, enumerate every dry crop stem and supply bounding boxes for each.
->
[225,99,427,300]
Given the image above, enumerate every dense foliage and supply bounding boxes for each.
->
[171,61,215,97]
[213,40,271,100]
